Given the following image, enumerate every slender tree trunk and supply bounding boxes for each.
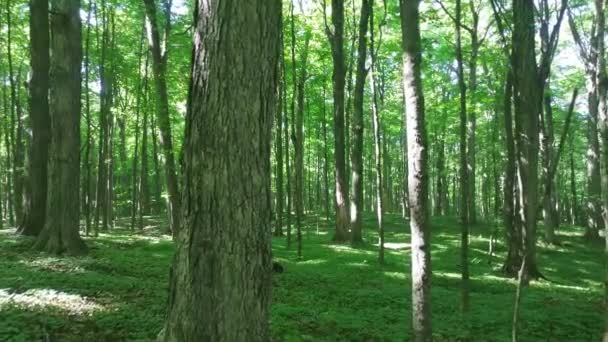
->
[19,0,50,236]
[3,83,13,227]
[570,143,578,225]
[350,0,370,245]
[370,2,384,263]
[326,0,350,242]
[322,83,330,222]
[274,27,285,237]
[140,80,151,217]
[455,0,469,311]
[151,114,162,213]
[34,0,86,256]
[6,2,23,224]
[130,29,146,232]
[84,1,93,236]
[142,0,181,235]
[400,0,431,339]
[158,1,280,339]
[294,33,311,258]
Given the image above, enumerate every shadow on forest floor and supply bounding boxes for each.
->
[0,213,603,341]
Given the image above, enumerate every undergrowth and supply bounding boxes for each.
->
[0,214,602,341]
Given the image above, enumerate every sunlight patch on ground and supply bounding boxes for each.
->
[19,258,86,274]
[0,289,104,315]
[434,271,461,279]
[345,262,371,268]
[324,244,375,256]
[384,271,407,280]
[375,242,410,250]
[298,259,327,265]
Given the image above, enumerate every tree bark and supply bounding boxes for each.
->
[158,0,280,339]
[349,0,370,245]
[512,0,542,280]
[400,0,431,340]
[19,0,50,236]
[370,1,384,263]
[326,0,350,242]
[34,0,86,256]
[142,0,181,235]
[455,0,469,311]
[294,32,311,258]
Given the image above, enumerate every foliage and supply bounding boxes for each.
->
[0,214,602,341]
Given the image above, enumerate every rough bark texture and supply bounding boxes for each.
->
[157,0,280,340]
[595,0,608,338]
[143,0,181,235]
[326,0,350,242]
[34,0,87,256]
[400,0,431,340]
[502,72,522,276]
[512,0,541,280]
[570,8,603,240]
[19,0,50,236]
[350,0,370,245]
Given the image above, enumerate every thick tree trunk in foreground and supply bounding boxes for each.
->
[350,0,370,245]
[158,0,280,340]
[143,0,181,235]
[326,0,350,242]
[400,0,431,340]
[34,0,86,256]
[595,0,608,338]
[19,0,50,236]
[512,0,541,280]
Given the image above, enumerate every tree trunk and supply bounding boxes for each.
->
[326,0,350,242]
[294,33,311,258]
[157,1,280,339]
[594,0,608,338]
[455,0,469,311]
[84,1,93,236]
[274,30,285,237]
[400,0,431,340]
[323,83,330,222]
[349,0,370,245]
[502,72,522,275]
[6,2,24,225]
[466,4,480,225]
[512,0,542,280]
[34,0,86,256]
[142,0,181,235]
[19,0,50,236]
[370,2,384,263]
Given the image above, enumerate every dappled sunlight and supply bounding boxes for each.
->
[384,271,407,280]
[0,288,104,315]
[297,259,327,265]
[19,257,86,274]
[324,244,375,256]
[376,242,410,250]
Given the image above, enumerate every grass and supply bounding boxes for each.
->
[0,213,603,341]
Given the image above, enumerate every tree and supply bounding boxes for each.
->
[34,0,87,256]
[512,0,542,280]
[400,0,431,340]
[142,0,181,235]
[324,0,350,242]
[18,0,50,236]
[350,0,371,245]
[158,0,281,339]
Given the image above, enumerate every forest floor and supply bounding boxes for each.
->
[0,213,603,341]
